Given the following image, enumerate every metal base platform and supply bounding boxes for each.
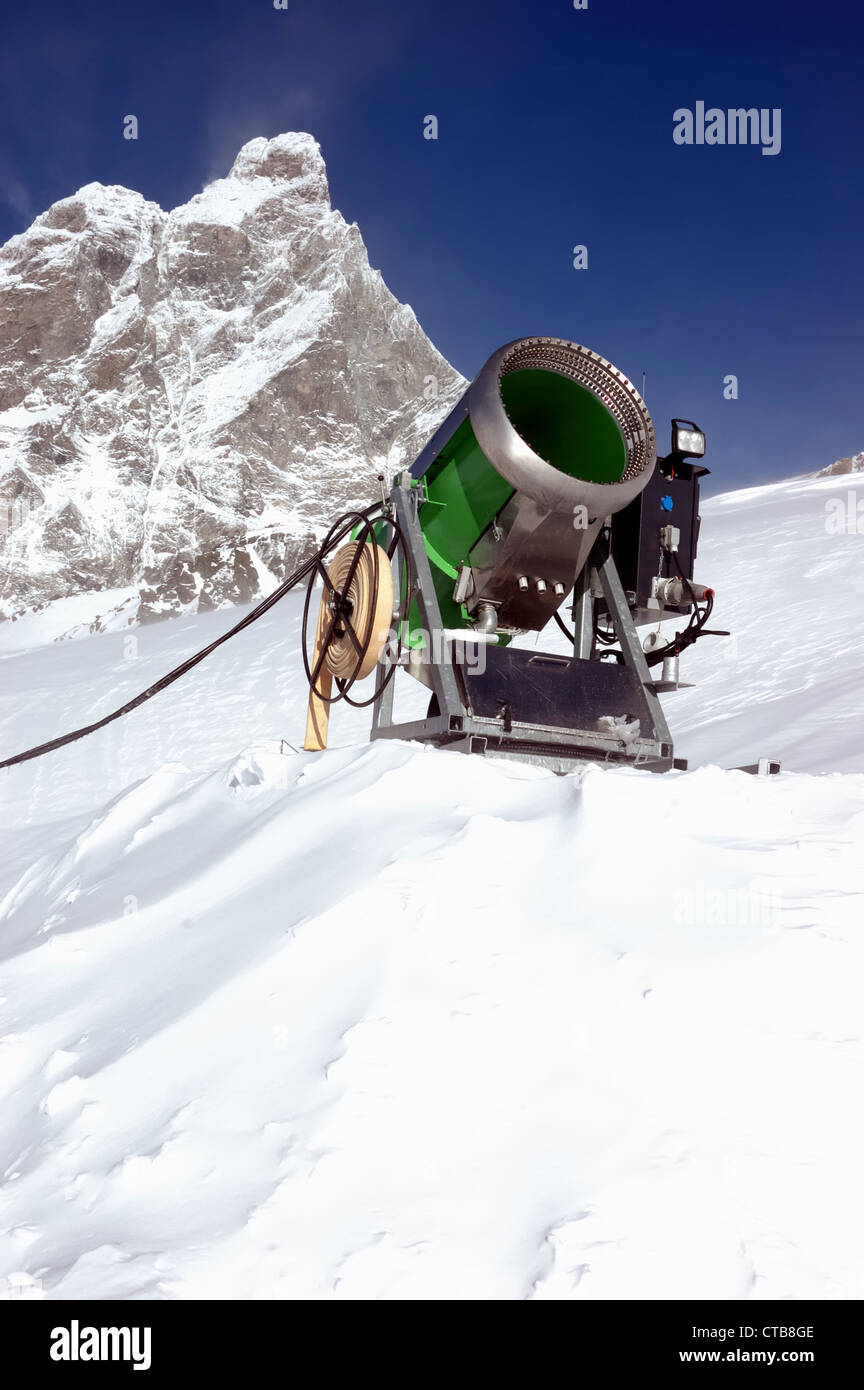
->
[369,476,677,774]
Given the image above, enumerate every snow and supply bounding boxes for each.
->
[0,403,68,431]
[0,587,136,657]
[180,289,335,437]
[1,470,863,1301]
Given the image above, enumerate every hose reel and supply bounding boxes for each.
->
[302,535,394,751]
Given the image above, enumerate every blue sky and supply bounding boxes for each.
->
[1,0,861,493]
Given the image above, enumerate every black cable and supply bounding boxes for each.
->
[0,505,382,771]
[640,551,724,668]
[589,547,725,670]
[594,614,618,645]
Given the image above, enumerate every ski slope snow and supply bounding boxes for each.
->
[0,470,863,1300]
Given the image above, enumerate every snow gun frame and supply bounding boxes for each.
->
[303,336,737,775]
[368,477,676,773]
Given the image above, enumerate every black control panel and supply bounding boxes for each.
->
[608,458,709,625]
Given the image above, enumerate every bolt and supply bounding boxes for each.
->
[517,576,529,591]
[536,579,547,594]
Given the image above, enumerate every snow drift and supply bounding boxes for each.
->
[1,469,863,1301]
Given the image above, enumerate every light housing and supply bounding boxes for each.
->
[671,418,706,459]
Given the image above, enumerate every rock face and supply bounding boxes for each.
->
[818,452,864,478]
[0,134,465,623]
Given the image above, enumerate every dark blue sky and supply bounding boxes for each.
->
[1,0,861,493]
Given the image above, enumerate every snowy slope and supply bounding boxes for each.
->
[666,470,864,773]
[1,471,863,1301]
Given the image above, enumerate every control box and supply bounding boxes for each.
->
[607,458,709,625]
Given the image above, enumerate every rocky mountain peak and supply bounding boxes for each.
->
[0,134,465,626]
[818,452,864,477]
[226,132,330,201]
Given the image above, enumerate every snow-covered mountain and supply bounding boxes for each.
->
[1,468,863,1300]
[0,133,464,624]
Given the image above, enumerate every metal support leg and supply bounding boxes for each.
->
[392,475,464,718]
[571,566,595,660]
[369,646,395,732]
[593,540,673,752]
[371,476,466,746]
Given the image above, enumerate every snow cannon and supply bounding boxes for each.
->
[405,337,657,637]
[303,336,721,773]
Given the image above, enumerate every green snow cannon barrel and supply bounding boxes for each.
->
[408,336,657,636]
